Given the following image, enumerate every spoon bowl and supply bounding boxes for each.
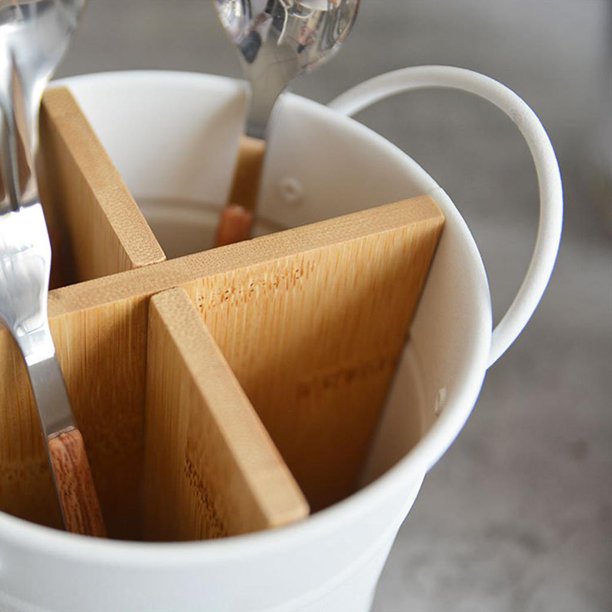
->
[215,0,361,138]
[0,0,87,212]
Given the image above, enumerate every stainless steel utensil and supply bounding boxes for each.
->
[0,0,105,536]
[213,0,360,245]
[216,0,361,139]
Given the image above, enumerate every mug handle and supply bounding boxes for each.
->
[328,66,563,367]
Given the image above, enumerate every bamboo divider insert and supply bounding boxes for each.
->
[39,87,165,286]
[0,87,444,538]
[187,200,444,509]
[143,288,308,540]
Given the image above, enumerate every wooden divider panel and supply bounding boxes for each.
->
[39,87,165,285]
[143,288,308,540]
[0,292,148,537]
[184,197,445,509]
[0,87,167,535]
[0,81,446,537]
[0,195,443,535]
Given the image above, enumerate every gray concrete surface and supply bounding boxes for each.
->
[56,1,612,609]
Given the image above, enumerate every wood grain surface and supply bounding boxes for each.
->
[48,428,106,537]
[39,87,165,286]
[143,288,308,540]
[0,196,443,530]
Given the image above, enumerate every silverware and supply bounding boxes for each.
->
[213,0,361,245]
[0,0,105,536]
[217,0,360,139]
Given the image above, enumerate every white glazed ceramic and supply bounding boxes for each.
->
[0,69,561,612]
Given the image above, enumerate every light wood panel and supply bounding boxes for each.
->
[0,294,149,538]
[143,288,308,540]
[186,197,445,509]
[0,332,62,529]
[39,87,165,286]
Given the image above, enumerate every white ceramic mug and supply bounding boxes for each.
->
[0,67,562,612]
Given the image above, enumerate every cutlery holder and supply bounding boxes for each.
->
[0,69,561,612]
[0,87,443,540]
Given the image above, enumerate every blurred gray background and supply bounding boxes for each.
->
[56,1,611,610]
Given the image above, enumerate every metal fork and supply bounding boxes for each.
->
[0,0,105,536]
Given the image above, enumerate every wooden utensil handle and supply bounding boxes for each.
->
[214,205,254,247]
[48,428,106,537]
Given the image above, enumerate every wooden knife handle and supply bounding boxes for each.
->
[48,428,106,537]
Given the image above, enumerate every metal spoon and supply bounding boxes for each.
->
[213,0,361,245]
[0,0,106,536]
